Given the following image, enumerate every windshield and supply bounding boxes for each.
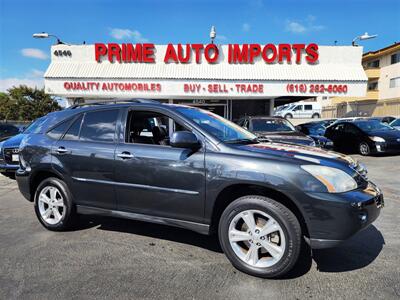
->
[390,119,400,127]
[354,120,394,132]
[176,107,257,143]
[251,118,295,132]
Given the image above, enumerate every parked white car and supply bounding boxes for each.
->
[274,102,322,119]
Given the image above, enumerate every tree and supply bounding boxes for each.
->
[1,85,61,121]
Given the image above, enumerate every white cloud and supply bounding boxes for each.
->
[27,69,44,78]
[109,28,149,42]
[21,48,48,60]
[242,23,251,32]
[286,21,306,33]
[216,35,228,42]
[285,16,324,34]
[0,78,44,92]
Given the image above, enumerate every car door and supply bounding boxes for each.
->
[51,109,120,209]
[292,105,303,118]
[326,123,346,151]
[344,123,364,153]
[114,107,206,223]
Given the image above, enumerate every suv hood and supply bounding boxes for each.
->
[234,141,358,171]
[2,133,25,149]
[254,131,314,146]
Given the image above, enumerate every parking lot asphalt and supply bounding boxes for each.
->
[0,155,399,300]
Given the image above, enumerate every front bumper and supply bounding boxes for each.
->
[374,141,400,154]
[302,182,383,249]
[15,168,31,201]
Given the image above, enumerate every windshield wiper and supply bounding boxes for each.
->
[225,138,259,144]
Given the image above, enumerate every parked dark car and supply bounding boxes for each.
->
[390,118,400,130]
[296,121,334,149]
[237,116,316,146]
[325,119,400,155]
[0,123,20,141]
[16,101,383,278]
[0,117,46,179]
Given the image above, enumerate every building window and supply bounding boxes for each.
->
[365,60,380,68]
[367,81,378,91]
[389,77,400,88]
[322,96,328,100]
[391,52,400,64]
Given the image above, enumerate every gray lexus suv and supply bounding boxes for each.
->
[16,100,383,278]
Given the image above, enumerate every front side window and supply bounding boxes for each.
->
[80,109,119,143]
[125,110,188,146]
[293,105,303,111]
[176,107,257,143]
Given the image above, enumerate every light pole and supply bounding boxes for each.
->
[210,26,216,44]
[352,32,377,46]
[33,32,64,44]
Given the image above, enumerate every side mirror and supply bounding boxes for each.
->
[170,131,200,149]
[295,125,301,131]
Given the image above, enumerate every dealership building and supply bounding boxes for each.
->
[43,43,367,120]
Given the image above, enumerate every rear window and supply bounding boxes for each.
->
[79,109,119,143]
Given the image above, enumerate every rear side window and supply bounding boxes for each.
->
[47,119,73,140]
[63,115,83,141]
[79,109,119,143]
[304,105,313,110]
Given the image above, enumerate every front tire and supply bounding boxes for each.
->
[284,113,293,119]
[359,142,371,156]
[218,195,302,278]
[34,177,77,231]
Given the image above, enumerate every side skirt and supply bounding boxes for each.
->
[76,205,210,235]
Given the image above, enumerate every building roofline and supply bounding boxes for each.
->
[363,42,400,60]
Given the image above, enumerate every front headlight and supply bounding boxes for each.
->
[301,165,357,193]
[370,136,385,143]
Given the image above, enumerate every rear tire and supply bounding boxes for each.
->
[218,195,302,278]
[34,177,77,231]
[312,113,320,119]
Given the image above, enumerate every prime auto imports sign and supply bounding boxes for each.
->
[94,43,319,64]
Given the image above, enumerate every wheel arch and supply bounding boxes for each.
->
[209,184,310,238]
[29,168,64,202]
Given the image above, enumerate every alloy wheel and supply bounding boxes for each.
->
[38,186,65,225]
[228,209,286,268]
[359,143,370,155]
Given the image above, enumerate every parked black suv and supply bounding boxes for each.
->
[16,101,383,278]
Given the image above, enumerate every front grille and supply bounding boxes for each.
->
[3,148,19,165]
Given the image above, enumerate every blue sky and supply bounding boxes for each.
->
[0,0,399,91]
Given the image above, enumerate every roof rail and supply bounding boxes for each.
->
[68,99,160,109]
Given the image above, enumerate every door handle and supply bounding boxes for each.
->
[117,152,134,159]
[55,146,69,154]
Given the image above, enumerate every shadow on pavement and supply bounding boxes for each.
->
[78,215,223,253]
[76,216,384,277]
[312,225,385,272]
